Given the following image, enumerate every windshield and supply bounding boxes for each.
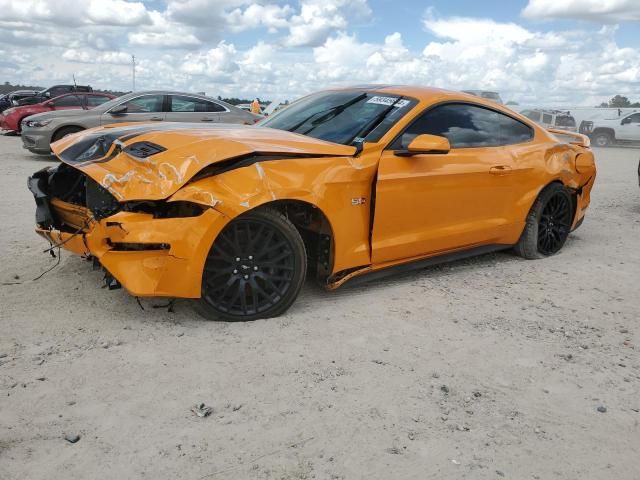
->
[260,90,417,145]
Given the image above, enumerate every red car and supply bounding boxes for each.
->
[0,92,115,133]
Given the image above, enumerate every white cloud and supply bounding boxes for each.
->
[226,3,293,32]
[0,0,152,26]
[85,0,151,26]
[522,0,640,22]
[129,31,201,48]
[62,49,132,65]
[180,41,239,80]
[285,0,371,47]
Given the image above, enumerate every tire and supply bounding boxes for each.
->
[16,117,29,134]
[593,132,612,147]
[514,184,574,260]
[52,126,84,143]
[195,208,307,321]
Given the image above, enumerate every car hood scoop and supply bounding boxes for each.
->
[51,122,356,201]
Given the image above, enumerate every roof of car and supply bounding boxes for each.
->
[113,90,241,111]
[335,84,503,106]
[10,90,38,95]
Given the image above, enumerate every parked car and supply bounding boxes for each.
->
[0,90,38,113]
[462,90,503,104]
[0,92,115,133]
[521,109,577,132]
[15,85,93,106]
[579,111,640,147]
[21,90,260,154]
[27,85,596,321]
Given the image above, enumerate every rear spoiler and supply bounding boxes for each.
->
[547,128,591,148]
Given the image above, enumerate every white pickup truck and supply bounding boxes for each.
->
[579,111,640,147]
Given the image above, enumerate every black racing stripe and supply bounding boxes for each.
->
[58,127,164,165]
[56,122,234,165]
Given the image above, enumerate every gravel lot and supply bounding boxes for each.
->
[1,133,639,480]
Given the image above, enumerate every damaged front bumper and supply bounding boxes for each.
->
[28,166,229,298]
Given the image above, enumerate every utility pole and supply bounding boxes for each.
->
[132,54,136,92]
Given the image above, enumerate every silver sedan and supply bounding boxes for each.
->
[21,90,261,154]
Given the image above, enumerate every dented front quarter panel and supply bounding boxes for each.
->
[169,153,379,273]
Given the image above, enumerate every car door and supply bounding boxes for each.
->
[371,102,535,264]
[101,94,166,125]
[617,113,640,141]
[166,95,222,123]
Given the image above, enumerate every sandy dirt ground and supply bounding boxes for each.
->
[0,133,639,480]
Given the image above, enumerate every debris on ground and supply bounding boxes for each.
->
[191,403,213,417]
[64,434,81,444]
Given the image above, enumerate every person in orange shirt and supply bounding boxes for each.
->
[250,98,261,114]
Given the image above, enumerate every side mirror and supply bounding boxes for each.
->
[110,105,128,115]
[45,92,51,98]
[395,134,451,156]
[621,118,631,125]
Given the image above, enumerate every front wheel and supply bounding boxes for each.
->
[515,184,574,259]
[593,132,612,147]
[195,208,307,321]
[52,126,84,143]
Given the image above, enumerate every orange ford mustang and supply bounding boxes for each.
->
[28,86,596,321]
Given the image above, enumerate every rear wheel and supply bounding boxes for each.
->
[593,132,612,147]
[195,208,306,321]
[52,126,84,143]
[515,184,574,259]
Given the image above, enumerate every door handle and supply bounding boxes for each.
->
[200,118,214,122]
[149,116,163,121]
[490,165,512,175]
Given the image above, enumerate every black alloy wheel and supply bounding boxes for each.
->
[196,208,306,321]
[537,191,572,255]
[515,183,574,259]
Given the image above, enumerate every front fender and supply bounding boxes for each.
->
[167,156,376,273]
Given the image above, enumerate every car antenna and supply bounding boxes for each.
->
[73,74,77,88]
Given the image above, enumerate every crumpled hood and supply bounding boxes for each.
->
[51,122,356,201]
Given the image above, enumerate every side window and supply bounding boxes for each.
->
[542,113,553,124]
[119,95,164,113]
[170,95,225,113]
[51,95,83,107]
[50,87,72,97]
[393,103,533,149]
[86,95,111,107]
[626,113,640,123]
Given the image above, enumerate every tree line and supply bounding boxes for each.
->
[597,95,640,108]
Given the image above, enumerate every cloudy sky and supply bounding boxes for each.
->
[0,0,639,105]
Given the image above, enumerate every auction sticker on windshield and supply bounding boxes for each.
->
[367,96,410,108]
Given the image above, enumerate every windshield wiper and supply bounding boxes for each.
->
[348,96,404,154]
[287,93,367,134]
